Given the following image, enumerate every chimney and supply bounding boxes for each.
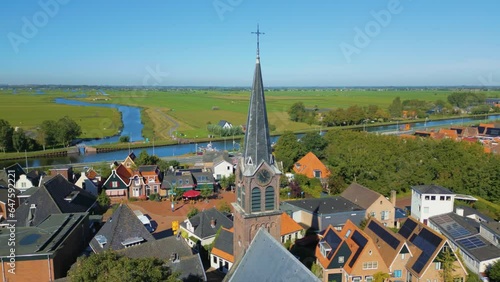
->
[390,190,397,206]
[210,218,216,228]
[456,207,464,217]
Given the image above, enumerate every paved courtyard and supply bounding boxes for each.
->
[126,190,236,239]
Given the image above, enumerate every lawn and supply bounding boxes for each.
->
[0,89,122,139]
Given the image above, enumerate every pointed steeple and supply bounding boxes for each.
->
[243,26,273,170]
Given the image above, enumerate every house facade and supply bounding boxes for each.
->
[410,184,455,224]
[212,156,234,181]
[180,208,233,247]
[341,183,396,228]
[293,152,331,187]
[316,220,389,282]
[210,227,234,274]
[101,164,131,202]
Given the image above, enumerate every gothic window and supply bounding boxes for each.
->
[251,187,261,212]
[265,186,274,211]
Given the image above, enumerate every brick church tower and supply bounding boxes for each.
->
[232,26,282,260]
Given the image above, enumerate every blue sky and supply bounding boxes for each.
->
[1,0,499,86]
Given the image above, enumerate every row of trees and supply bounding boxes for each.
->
[273,129,500,205]
[0,119,40,153]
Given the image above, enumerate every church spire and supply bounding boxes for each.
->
[243,25,273,170]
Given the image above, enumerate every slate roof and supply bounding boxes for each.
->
[211,227,234,263]
[118,236,207,282]
[241,53,273,175]
[411,184,454,195]
[138,165,158,173]
[16,174,97,226]
[224,228,320,282]
[182,208,233,240]
[0,185,20,204]
[1,163,25,182]
[341,183,382,209]
[89,204,155,253]
[162,169,196,190]
[0,212,88,257]
[282,196,364,214]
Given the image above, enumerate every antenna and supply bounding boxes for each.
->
[251,24,265,58]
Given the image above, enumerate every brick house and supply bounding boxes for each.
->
[293,152,331,186]
[0,213,89,282]
[341,183,396,228]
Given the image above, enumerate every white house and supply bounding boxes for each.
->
[217,120,233,129]
[15,175,36,192]
[410,184,455,224]
[212,155,233,181]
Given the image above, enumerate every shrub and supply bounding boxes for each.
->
[119,135,130,142]
[148,193,161,201]
[129,197,138,202]
[187,207,199,219]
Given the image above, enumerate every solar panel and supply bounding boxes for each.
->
[418,228,443,248]
[399,219,417,239]
[325,229,342,252]
[367,221,400,249]
[444,222,471,239]
[456,236,486,249]
[412,252,431,273]
[348,231,368,268]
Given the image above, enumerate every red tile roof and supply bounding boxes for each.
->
[281,213,303,236]
[293,152,331,179]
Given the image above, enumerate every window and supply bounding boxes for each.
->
[365,276,373,282]
[381,211,389,220]
[112,181,118,188]
[425,196,430,200]
[394,270,402,278]
[362,261,378,270]
[352,277,361,282]
[313,170,321,178]
[370,212,375,217]
[338,256,344,263]
[21,182,26,188]
[319,241,332,258]
[265,186,274,211]
[227,166,230,170]
[423,207,429,214]
[213,256,217,263]
[401,253,405,260]
[251,187,261,212]
[435,262,441,270]
[217,174,221,180]
[431,196,436,200]
[446,196,451,201]
[440,196,445,201]
[178,180,183,185]
[345,229,352,238]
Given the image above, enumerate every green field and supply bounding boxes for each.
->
[0,89,122,139]
[2,88,500,142]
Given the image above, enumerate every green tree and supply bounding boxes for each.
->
[12,128,28,153]
[119,135,130,142]
[56,116,82,146]
[388,97,403,118]
[438,248,458,282]
[201,188,213,200]
[39,120,57,149]
[136,150,161,165]
[274,131,304,171]
[187,207,199,219]
[97,191,111,209]
[0,119,14,152]
[217,201,232,214]
[488,260,500,282]
[68,251,180,282]
[300,131,327,158]
[373,271,390,282]
[288,102,308,122]
[96,162,112,179]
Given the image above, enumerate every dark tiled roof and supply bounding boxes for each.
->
[283,197,364,214]
[183,208,233,240]
[0,185,19,203]
[26,170,44,185]
[166,254,207,282]
[224,228,320,282]
[241,55,273,174]
[162,170,196,190]
[341,183,382,209]
[138,165,158,172]
[213,227,234,257]
[411,184,454,195]
[3,163,26,182]
[16,174,96,226]
[90,204,155,253]
[119,236,192,259]
[481,221,500,236]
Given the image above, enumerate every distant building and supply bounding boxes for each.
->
[410,184,455,224]
[218,120,233,129]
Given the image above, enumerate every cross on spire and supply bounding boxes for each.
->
[251,24,265,58]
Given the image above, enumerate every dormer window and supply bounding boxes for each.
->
[95,235,107,248]
[319,241,332,258]
[121,236,144,248]
[313,170,321,178]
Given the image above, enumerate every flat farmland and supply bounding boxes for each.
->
[0,89,122,139]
